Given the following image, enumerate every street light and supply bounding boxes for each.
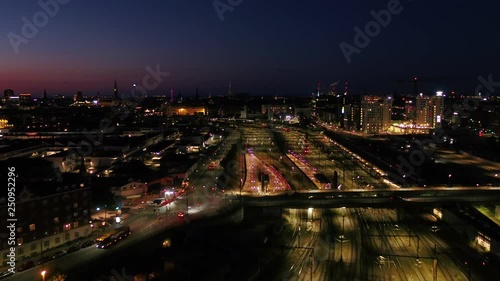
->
[41,270,46,281]
[239,178,243,203]
[340,214,345,262]
[465,261,471,281]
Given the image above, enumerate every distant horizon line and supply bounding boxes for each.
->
[4,91,496,99]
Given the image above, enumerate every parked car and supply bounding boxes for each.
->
[73,237,85,244]
[52,250,67,259]
[67,245,80,254]
[0,271,13,279]
[36,256,51,265]
[80,240,94,248]
[17,261,35,272]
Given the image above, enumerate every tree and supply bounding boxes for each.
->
[92,186,116,209]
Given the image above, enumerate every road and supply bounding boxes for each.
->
[3,130,242,281]
[241,125,315,191]
[243,152,290,193]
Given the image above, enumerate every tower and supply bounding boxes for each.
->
[228,83,233,97]
[76,91,83,102]
[113,80,118,100]
[330,81,339,95]
[170,89,174,104]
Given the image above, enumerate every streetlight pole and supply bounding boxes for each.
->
[298,225,301,247]
[433,245,438,281]
[417,236,420,258]
[341,160,345,183]
[340,214,345,262]
[310,247,314,281]
[464,261,471,281]
[239,178,243,204]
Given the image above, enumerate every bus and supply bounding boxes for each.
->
[96,226,131,249]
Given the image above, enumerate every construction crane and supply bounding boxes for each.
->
[330,81,339,95]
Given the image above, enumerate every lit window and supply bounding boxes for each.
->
[54,217,59,223]
[29,224,35,231]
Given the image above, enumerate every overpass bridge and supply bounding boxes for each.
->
[239,187,500,208]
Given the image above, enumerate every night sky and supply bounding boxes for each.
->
[1,0,500,96]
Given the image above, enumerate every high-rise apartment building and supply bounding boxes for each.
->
[360,95,392,134]
[415,93,444,128]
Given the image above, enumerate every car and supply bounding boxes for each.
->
[52,250,67,259]
[152,199,164,205]
[17,260,35,272]
[177,212,185,218]
[80,240,94,248]
[0,271,13,280]
[73,237,86,243]
[375,256,387,265]
[36,256,51,265]
[67,245,80,254]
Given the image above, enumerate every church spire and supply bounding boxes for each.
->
[228,83,233,97]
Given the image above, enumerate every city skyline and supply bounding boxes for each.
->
[2,1,500,281]
[1,0,500,95]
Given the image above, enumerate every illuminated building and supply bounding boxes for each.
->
[0,119,13,134]
[168,105,206,116]
[415,92,444,129]
[360,95,392,134]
